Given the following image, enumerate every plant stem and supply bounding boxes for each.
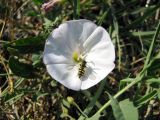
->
[92,74,143,117]
[90,21,160,119]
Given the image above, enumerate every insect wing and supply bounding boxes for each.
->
[84,67,96,80]
[88,73,96,80]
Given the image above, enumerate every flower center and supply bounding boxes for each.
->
[72,51,82,63]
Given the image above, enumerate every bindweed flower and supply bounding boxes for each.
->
[43,19,115,91]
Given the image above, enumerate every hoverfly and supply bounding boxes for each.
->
[78,59,96,80]
[78,60,87,78]
[67,57,96,80]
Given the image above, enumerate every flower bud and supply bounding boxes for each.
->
[67,96,74,104]
[41,0,62,12]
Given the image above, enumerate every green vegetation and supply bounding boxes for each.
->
[0,0,160,119]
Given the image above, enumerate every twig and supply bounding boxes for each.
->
[0,19,6,39]
[13,0,31,16]
[0,54,13,94]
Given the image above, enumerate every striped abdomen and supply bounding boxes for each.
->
[78,60,86,78]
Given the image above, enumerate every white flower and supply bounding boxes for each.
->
[43,19,115,91]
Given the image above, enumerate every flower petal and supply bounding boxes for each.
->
[43,19,115,91]
[80,26,115,90]
[46,64,82,91]
[85,40,115,63]
[62,19,97,52]
[83,27,114,61]
[43,29,73,65]
[43,19,97,65]
[79,20,97,42]
[81,63,115,90]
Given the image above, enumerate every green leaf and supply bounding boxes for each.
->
[73,0,80,19]
[127,4,160,28]
[33,92,48,101]
[14,78,25,88]
[50,80,57,87]
[1,78,25,97]
[62,99,71,108]
[119,99,138,120]
[108,93,126,120]
[135,90,157,106]
[146,78,160,83]
[87,113,101,120]
[129,31,155,37]
[4,92,24,104]
[146,78,160,88]
[108,95,138,120]
[119,78,134,89]
[4,35,47,54]
[7,47,20,56]
[11,36,46,46]
[32,0,42,5]
[43,18,53,29]
[146,21,160,65]
[4,88,34,104]
[31,53,42,67]
[78,80,106,120]
[9,57,37,78]
[154,51,160,60]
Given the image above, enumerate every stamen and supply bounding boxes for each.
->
[72,51,80,63]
